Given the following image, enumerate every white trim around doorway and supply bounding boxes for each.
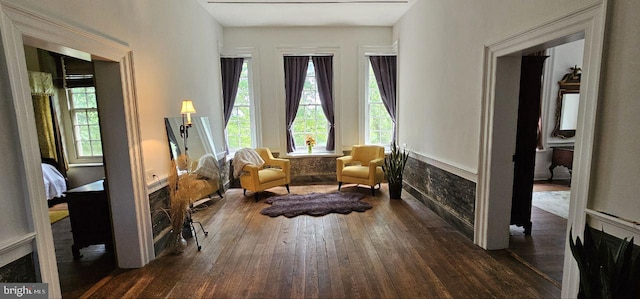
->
[0,2,152,297]
[475,1,607,297]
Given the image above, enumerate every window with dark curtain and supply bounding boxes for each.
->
[312,56,335,151]
[284,56,310,153]
[369,55,397,142]
[220,57,245,152]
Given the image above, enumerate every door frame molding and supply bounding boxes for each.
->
[475,1,607,297]
[0,2,152,297]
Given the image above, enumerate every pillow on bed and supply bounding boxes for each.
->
[193,153,219,181]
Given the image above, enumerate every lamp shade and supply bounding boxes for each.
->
[180,100,196,114]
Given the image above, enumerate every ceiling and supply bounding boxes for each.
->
[197,0,416,27]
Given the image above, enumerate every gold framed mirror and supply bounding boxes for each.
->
[552,66,581,138]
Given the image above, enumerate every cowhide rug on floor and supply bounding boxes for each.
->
[260,191,372,218]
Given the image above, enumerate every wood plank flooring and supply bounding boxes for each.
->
[509,180,571,286]
[83,184,560,298]
[50,212,116,298]
[509,206,567,285]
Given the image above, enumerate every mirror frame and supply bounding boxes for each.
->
[552,67,581,138]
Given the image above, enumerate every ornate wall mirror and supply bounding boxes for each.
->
[552,66,581,138]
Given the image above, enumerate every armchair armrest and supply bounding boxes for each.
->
[266,157,291,183]
[242,164,261,188]
[336,156,353,181]
[369,157,384,174]
[370,157,384,167]
[337,156,353,169]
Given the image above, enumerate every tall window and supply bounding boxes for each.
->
[68,87,102,158]
[226,59,254,151]
[366,61,393,145]
[292,60,329,149]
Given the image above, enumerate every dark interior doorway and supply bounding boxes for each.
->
[24,46,116,298]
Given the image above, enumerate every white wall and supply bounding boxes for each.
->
[3,0,225,180]
[589,0,640,225]
[0,48,32,263]
[393,0,592,176]
[223,27,392,152]
[0,0,223,270]
[394,0,639,232]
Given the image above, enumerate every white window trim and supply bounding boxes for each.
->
[221,47,261,156]
[358,44,398,149]
[58,87,103,164]
[275,46,341,157]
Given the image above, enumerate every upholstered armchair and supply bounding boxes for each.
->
[336,145,385,196]
[186,154,223,205]
[238,148,290,201]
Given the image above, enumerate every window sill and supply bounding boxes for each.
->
[226,149,343,160]
[284,151,341,158]
[68,162,103,168]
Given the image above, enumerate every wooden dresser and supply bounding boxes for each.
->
[549,147,574,184]
[65,179,113,258]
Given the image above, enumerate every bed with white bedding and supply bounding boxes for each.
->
[42,162,66,201]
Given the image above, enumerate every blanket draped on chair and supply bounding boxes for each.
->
[233,148,265,178]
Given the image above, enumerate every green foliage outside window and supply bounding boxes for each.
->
[368,62,393,145]
[227,60,254,151]
[292,60,329,149]
[70,87,102,157]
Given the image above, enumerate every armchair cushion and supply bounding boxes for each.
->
[342,165,384,180]
[258,168,287,183]
[179,173,220,204]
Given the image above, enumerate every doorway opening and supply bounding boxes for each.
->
[475,3,607,297]
[508,39,585,285]
[23,45,117,297]
[0,4,152,296]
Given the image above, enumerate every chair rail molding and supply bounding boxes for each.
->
[410,150,477,183]
[476,1,607,298]
[0,233,35,268]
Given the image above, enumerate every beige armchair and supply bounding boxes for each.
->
[238,148,290,201]
[337,145,385,196]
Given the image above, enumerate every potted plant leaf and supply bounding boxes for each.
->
[569,226,640,298]
[383,142,409,199]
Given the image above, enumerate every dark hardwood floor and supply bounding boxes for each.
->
[82,184,559,298]
[509,180,570,286]
[50,206,116,298]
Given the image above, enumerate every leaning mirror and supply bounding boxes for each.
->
[552,66,581,138]
[164,116,222,198]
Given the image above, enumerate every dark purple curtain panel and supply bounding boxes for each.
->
[312,56,335,151]
[284,56,310,152]
[369,56,398,141]
[221,57,245,126]
[220,57,244,152]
